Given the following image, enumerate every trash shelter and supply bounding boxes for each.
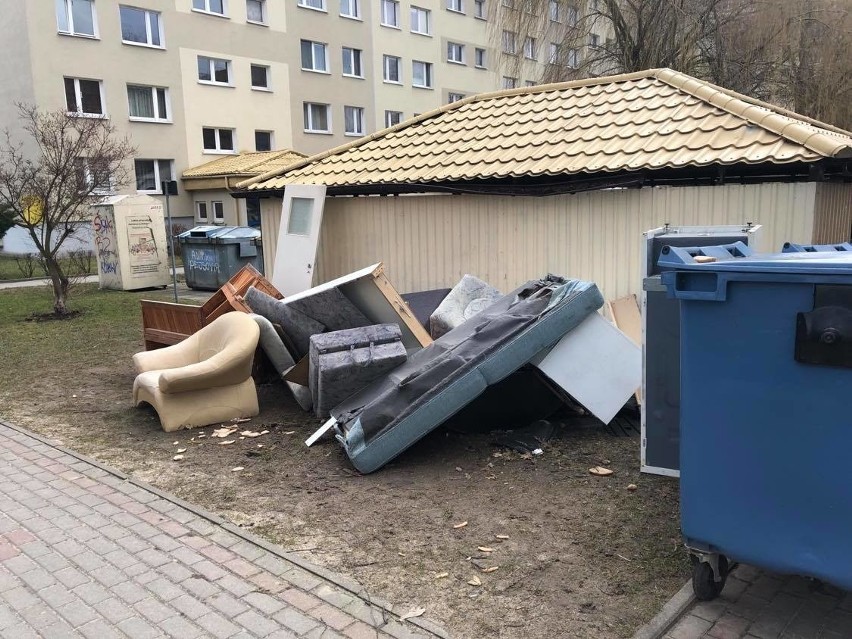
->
[179,226,263,291]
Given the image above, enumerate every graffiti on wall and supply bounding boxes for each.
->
[186,248,220,273]
[92,211,120,277]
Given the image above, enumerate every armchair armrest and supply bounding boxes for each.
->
[133,334,200,374]
[158,348,255,394]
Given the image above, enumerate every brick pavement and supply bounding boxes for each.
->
[0,421,447,639]
[665,565,852,639]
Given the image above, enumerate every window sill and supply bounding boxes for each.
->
[203,149,238,155]
[57,31,99,40]
[474,15,486,20]
[475,66,487,70]
[446,7,465,14]
[246,19,268,26]
[344,132,365,137]
[191,8,230,19]
[380,23,401,29]
[121,40,165,50]
[340,14,363,20]
[67,112,108,119]
[197,80,235,88]
[129,117,172,124]
[383,80,402,85]
[301,68,331,75]
[304,129,333,135]
[137,189,164,195]
[411,30,431,37]
[524,56,537,61]
[251,86,273,92]
[342,74,365,80]
[297,4,329,12]
[412,84,433,90]
[447,59,466,66]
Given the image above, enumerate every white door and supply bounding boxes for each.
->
[272,185,327,296]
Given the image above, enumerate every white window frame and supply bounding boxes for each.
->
[251,64,271,90]
[303,102,331,133]
[75,158,113,195]
[474,47,486,68]
[412,60,433,89]
[246,0,267,23]
[56,0,99,38]
[567,5,578,26]
[448,92,465,103]
[64,77,106,118]
[410,6,431,35]
[383,55,401,84]
[192,0,229,17]
[127,85,170,122]
[380,0,400,27]
[300,40,329,73]
[119,6,163,48]
[196,201,209,222]
[343,105,365,136]
[502,76,518,89]
[447,42,464,64]
[197,56,232,85]
[474,0,486,18]
[342,47,364,78]
[384,110,403,127]
[567,47,579,68]
[549,0,560,21]
[255,130,274,151]
[446,0,464,13]
[523,36,537,60]
[202,127,236,153]
[134,159,173,194]
[548,42,560,64]
[502,30,517,54]
[298,0,327,11]
[340,0,360,19]
[525,80,536,87]
[212,201,225,224]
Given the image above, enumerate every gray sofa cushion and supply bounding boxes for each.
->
[244,287,325,359]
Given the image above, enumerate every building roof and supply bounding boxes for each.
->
[238,68,852,194]
[182,150,305,179]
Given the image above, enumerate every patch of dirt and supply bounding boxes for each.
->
[3,361,686,639]
[25,310,83,322]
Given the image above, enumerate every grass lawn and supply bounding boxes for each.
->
[0,252,184,280]
[0,283,687,638]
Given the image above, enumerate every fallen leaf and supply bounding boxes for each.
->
[478,547,494,553]
[434,572,449,579]
[400,607,426,621]
[467,576,482,586]
[231,466,244,472]
[627,484,638,491]
[589,466,614,476]
[212,427,236,438]
[176,448,187,454]
[453,521,468,529]
[241,431,261,438]
[495,534,510,540]
[481,566,499,573]
[172,455,184,461]
[219,440,236,446]
[260,430,270,435]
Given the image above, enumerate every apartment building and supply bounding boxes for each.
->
[0,0,601,229]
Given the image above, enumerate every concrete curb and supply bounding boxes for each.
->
[0,418,449,639]
[631,578,695,639]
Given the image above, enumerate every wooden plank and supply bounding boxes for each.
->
[371,266,433,348]
[606,294,642,404]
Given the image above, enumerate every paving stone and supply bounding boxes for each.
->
[17,566,55,591]
[707,613,752,639]
[243,591,287,615]
[669,613,714,639]
[117,615,161,639]
[282,588,324,613]
[234,607,282,636]
[196,610,242,639]
[209,591,250,617]
[145,576,185,602]
[182,574,221,600]
[344,621,382,639]
[159,614,205,639]
[218,572,257,597]
[134,597,176,624]
[312,602,359,630]
[72,580,112,605]
[57,600,99,628]
[93,597,136,625]
[274,607,322,635]
[171,594,213,620]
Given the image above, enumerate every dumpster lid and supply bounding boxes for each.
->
[658,246,852,275]
[178,226,261,241]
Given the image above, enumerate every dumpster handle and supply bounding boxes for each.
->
[661,271,729,301]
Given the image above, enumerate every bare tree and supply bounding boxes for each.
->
[0,105,134,316]
[0,203,13,241]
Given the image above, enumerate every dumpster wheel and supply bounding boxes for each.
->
[691,553,729,601]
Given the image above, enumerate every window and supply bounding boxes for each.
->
[410,6,431,34]
[446,0,464,13]
[55,0,97,37]
[251,64,270,89]
[525,80,536,87]
[524,37,536,60]
[197,56,231,84]
[383,55,401,83]
[567,48,579,68]
[548,42,560,64]
[255,130,273,151]
[447,42,465,64]
[246,0,266,22]
[127,85,169,121]
[298,0,326,10]
[342,48,363,78]
[74,158,112,193]
[246,198,261,227]
[64,78,104,116]
[340,0,360,18]
[212,201,225,224]
[567,5,578,26]
[474,0,486,18]
[412,60,433,88]
[202,127,235,152]
[381,0,399,27]
[502,0,514,8]
[502,30,516,54]
[475,47,486,68]
[301,40,329,72]
[288,199,313,235]
[192,0,227,16]
[448,92,465,103]
[502,76,518,89]
[384,110,403,127]
[589,33,600,48]
[303,102,331,133]
[134,159,173,193]
[344,106,365,136]
[549,0,560,21]
[119,6,162,47]
[197,201,209,222]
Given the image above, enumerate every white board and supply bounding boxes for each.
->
[272,184,327,296]
[531,312,641,425]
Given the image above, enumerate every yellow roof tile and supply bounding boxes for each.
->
[182,150,305,179]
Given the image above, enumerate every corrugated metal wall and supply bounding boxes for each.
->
[260,198,281,277]
[812,183,852,244]
[308,182,819,299]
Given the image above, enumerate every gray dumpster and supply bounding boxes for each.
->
[178,226,264,291]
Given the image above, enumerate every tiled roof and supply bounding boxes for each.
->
[182,150,305,179]
[239,69,852,192]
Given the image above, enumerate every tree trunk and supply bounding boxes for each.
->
[44,256,69,316]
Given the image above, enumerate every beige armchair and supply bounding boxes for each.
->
[132,312,261,432]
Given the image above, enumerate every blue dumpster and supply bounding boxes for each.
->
[659,247,852,600]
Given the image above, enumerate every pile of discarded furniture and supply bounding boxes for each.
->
[132,264,642,472]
